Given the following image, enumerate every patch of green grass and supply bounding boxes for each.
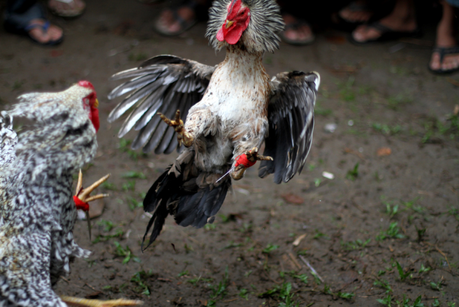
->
[346,163,359,181]
[187,275,212,286]
[377,293,393,306]
[341,239,371,251]
[418,264,431,274]
[313,229,328,240]
[262,243,279,254]
[402,198,423,213]
[415,225,426,242]
[384,201,399,218]
[338,76,356,102]
[207,266,230,306]
[430,279,442,291]
[97,219,115,231]
[386,93,412,110]
[178,270,189,277]
[376,222,405,241]
[101,181,117,190]
[395,261,410,281]
[238,288,249,300]
[122,180,136,191]
[219,241,243,251]
[372,123,402,135]
[122,171,146,179]
[128,52,148,62]
[259,282,298,307]
[204,223,216,230]
[374,279,392,293]
[127,196,143,211]
[118,138,146,160]
[315,107,333,116]
[131,270,152,295]
[113,241,140,264]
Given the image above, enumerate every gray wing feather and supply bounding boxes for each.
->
[108,55,215,154]
[259,71,320,183]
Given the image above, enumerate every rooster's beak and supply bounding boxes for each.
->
[225,20,234,29]
[94,98,99,108]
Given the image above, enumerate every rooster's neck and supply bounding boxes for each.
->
[223,46,264,72]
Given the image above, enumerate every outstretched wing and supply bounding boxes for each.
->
[108,55,216,154]
[259,71,320,184]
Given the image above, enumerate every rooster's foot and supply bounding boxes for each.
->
[158,110,193,147]
[231,147,273,180]
[74,170,110,239]
[61,295,142,307]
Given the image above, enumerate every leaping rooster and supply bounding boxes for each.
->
[108,0,320,249]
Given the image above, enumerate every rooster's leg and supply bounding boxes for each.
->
[158,110,193,147]
[74,171,111,239]
[61,296,142,307]
[231,147,273,180]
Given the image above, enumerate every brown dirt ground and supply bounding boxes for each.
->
[1,0,459,306]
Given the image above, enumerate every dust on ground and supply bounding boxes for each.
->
[1,0,458,306]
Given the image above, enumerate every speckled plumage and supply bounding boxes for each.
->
[108,0,319,248]
[0,84,98,307]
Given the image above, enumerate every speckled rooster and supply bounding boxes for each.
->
[0,82,139,307]
[108,0,320,249]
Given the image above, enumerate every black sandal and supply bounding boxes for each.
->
[4,2,63,46]
[429,46,459,75]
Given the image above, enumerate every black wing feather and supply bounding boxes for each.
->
[108,54,215,154]
[259,71,319,183]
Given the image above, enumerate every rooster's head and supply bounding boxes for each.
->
[78,80,100,132]
[207,0,284,53]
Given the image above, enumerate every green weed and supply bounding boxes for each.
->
[178,270,189,277]
[259,282,298,307]
[372,123,402,135]
[341,239,371,250]
[262,243,279,254]
[122,180,136,191]
[122,171,146,179]
[239,288,249,300]
[131,270,152,295]
[346,163,359,181]
[113,241,140,264]
[418,264,431,274]
[376,222,405,241]
[207,266,230,306]
[374,279,392,293]
[395,261,410,281]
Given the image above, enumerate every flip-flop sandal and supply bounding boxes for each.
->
[280,19,315,46]
[428,46,459,75]
[154,0,198,36]
[3,2,64,46]
[335,1,373,31]
[48,0,85,18]
[348,21,421,45]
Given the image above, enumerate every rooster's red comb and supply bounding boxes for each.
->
[78,80,95,90]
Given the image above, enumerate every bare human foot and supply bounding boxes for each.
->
[339,0,373,23]
[351,0,416,43]
[155,4,196,35]
[48,0,85,18]
[27,18,63,45]
[281,13,314,45]
[429,1,459,73]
